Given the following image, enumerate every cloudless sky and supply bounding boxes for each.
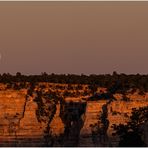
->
[0,2,148,75]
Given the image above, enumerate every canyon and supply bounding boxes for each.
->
[0,83,148,146]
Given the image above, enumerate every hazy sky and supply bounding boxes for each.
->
[0,2,148,75]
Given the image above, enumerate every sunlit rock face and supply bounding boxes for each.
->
[18,96,43,136]
[0,83,148,147]
[0,89,44,146]
[50,103,64,136]
[79,100,107,147]
[0,89,27,136]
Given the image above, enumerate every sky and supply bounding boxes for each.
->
[0,2,148,75]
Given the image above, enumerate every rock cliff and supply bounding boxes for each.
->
[0,84,148,146]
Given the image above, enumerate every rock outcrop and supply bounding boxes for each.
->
[0,86,148,146]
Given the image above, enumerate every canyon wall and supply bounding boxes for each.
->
[0,86,148,146]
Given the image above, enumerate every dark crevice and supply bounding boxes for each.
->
[58,101,87,146]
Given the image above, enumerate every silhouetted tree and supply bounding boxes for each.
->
[112,106,148,147]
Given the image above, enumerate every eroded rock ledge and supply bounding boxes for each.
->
[0,86,148,147]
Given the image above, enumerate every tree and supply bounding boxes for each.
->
[112,106,148,147]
